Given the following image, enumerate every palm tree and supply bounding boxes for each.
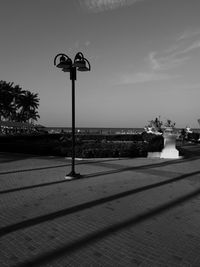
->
[17,91,40,122]
[0,81,15,121]
[0,80,40,124]
[10,84,26,121]
[28,109,40,124]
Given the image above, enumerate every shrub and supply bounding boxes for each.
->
[187,132,200,143]
[0,132,161,157]
[142,132,164,152]
[72,140,148,158]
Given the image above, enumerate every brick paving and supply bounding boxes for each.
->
[0,148,200,266]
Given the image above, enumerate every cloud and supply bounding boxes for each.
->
[118,29,200,86]
[119,29,200,85]
[149,52,160,71]
[79,0,144,13]
[179,40,200,54]
[149,32,200,72]
[119,71,172,84]
[177,29,200,41]
[149,51,189,71]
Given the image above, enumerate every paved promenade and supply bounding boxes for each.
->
[1,146,200,267]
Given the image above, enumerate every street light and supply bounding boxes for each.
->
[54,52,91,179]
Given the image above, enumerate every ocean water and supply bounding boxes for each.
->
[47,127,144,134]
[47,127,200,134]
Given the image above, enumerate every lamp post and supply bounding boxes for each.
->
[54,52,91,179]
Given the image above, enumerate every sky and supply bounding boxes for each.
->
[0,0,200,128]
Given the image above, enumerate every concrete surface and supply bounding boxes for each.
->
[0,146,200,266]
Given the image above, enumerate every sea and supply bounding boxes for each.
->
[46,127,200,135]
[47,127,144,134]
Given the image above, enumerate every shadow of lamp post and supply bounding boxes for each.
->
[54,52,91,179]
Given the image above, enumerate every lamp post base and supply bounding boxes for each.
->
[65,171,82,180]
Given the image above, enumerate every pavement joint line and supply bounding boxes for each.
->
[0,170,199,237]
[12,185,200,267]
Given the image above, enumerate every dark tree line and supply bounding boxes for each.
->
[0,80,40,123]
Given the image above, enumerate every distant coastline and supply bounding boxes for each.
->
[46,127,200,134]
[46,127,144,134]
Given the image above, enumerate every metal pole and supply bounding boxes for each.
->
[71,68,76,175]
[66,67,80,178]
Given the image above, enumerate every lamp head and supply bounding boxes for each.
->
[78,64,90,71]
[54,52,90,73]
[77,57,91,72]
[56,56,72,71]
[73,52,85,68]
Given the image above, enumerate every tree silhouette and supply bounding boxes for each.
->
[0,81,15,120]
[0,80,40,123]
[17,90,40,122]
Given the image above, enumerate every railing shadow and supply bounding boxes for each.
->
[1,152,200,176]
[0,152,39,164]
[0,158,125,175]
[0,163,68,176]
[14,184,200,267]
[1,156,200,194]
[1,151,200,176]
[89,155,200,170]
[1,170,200,238]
